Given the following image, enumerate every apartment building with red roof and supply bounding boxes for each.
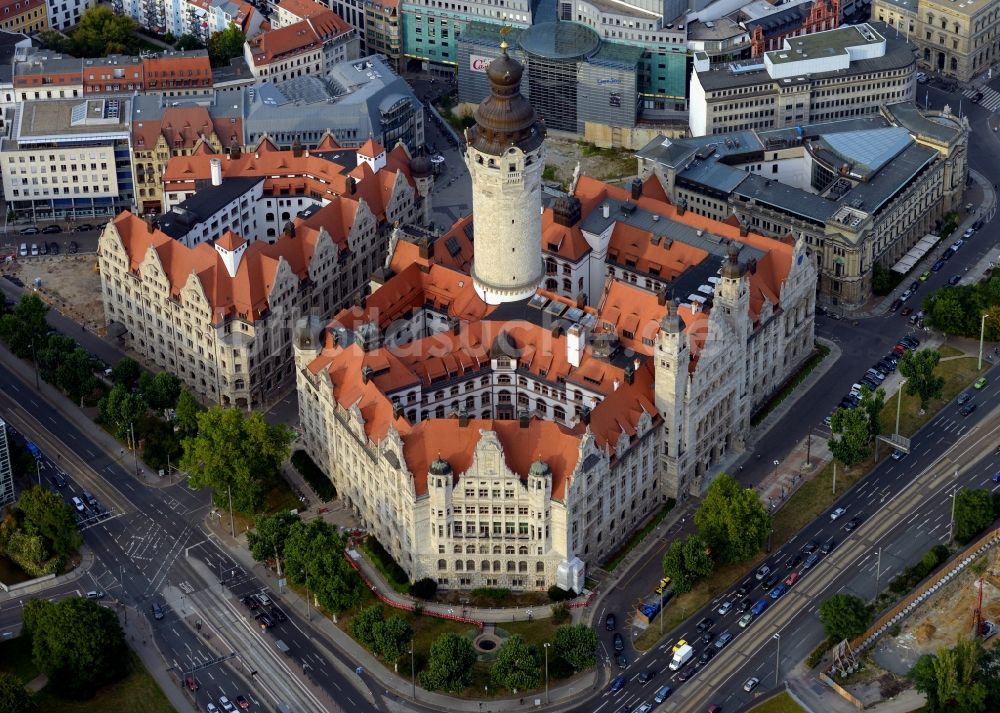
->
[291,49,818,593]
[270,0,327,28]
[244,9,359,83]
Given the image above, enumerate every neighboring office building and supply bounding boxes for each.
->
[637,102,968,308]
[244,10,360,82]
[364,0,400,69]
[0,0,45,34]
[45,0,92,30]
[873,0,1000,81]
[100,139,431,408]
[0,97,133,221]
[212,56,256,94]
[409,0,691,148]
[13,49,214,103]
[741,0,841,56]
[293,47,817,593]
[689,23,917,136]
[130,93,244,214]
[0,416,13,507]
[241,56,423,152]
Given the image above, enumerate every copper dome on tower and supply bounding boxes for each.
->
[467,43,544,156]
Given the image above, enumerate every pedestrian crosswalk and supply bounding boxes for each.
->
[962,86,1000,112]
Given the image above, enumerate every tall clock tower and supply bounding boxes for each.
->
[464,38,546,305]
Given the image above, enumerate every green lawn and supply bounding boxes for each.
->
[499,618,560,652]
[0,638,174,713]
[880,355,987,438]
[937,345,964,358]
[749,691,808,713]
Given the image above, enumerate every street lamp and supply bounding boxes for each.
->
[948,482,962,544]
[773,633,780,688]
[543,642,550,704]
[978,313,998,369]
[409,648,416,700]
[895,379,907,436]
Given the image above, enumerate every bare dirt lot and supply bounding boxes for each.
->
[3,254,104,331]
[542,136,638,190]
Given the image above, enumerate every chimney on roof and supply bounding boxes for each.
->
[630,178,642,200]
[613,378,620,391]
[551,324,563,338]
[292,139,303,158]
[581,406,591,425]
[348,176,357,195]
[361,366,374,384]
[567,324,586,368]
[229,136,241,159]
[459,410,470,427]
[576,292,586,309]
[740,219,749,237]
[210,158,222,187]
[634,357,641,372]
[418,237,430,259]
[518,411,530,428]
[602,203,610,219]
[624,363,635,385]
[145,216,155,233]
[677,197,688,216]
[284,221,296,238]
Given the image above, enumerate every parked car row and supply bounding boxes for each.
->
[18,222,102,235]
[18,241,79,256]
[827,336,919,424]
[241,592,287,630]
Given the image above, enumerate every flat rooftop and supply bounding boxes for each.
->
[14,98,130,144]
[767,24,883,65]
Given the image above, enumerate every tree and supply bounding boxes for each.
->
[174,33,203,50]
[859,385,885,447]
[409,577,437,600]
[282,519,362,613]
[373,614,413,665]
[36,28,72,54]
[910,653,941,711]
[140,371,181,412]
[110,357,140,388]
[0,293,49,359]
[898,349,944,411]
[828,406,871,466]
[662,534,714,594]
[952,489,994,544]
[99,383,146,441]
[173,389,201,439]
[207,24,245,67]
[693,473,770,565]
[551,624,598,672]
[71,6,138,57]
[247,511,300,566]
[22,597,128,698]
[0,673,38,713]
[419,632,476,693]
[16,485,82,559]
[818,594,870,642]
[490,635,540,692]
[180,406,291,514]
[350,604,384,649]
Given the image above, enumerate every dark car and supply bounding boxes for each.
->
[803,540,819,554]
[973,219,984,230]
[787,553,802,569]
[637,669,655,684]
[698,647,717,664]
[822,538,836,554]
[606,613,616,631]
[41,224,62,234]
[49,242,59,255]
[613,633,624,651]
[256,612,275,629]
[38,242,48,255]
[844,516,863,532]
[803,552,820,570]
[908,281,919,292]
[762,572,781,591]
[696,617,714,632]
[68,240,78,254]
[700,630,714,645]
[269,606,287,623]
[957,392,972,405]
[610,674,627,693]
[960,403,977,417]
[73,223,93,232]
[616,653,627,669]
[677,664,697,682]
[19,226,39,235]
[242,595,260,610]
[185,676,199,691]
[735,582,752,597]
[948,275,961,286]
[889,298,903,312]
[151,603,164,620]
[51,473,67,488]
[932,258,947,271]
[737,598,753,612]
[235,695,250,710]
[901,336,920,348]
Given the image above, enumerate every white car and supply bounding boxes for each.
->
[717,601,733,616]
[218,697,236,713]
[744,676,760,692]
[830,507,847,520]
[755,565,771,581]
[951,239,964,252]
[963,228,975,239]
[207,705,219,713]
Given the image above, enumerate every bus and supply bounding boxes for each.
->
[24,440,41,460]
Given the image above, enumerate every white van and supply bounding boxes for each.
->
[71,496,85,513]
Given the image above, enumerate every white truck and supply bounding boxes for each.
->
[668,643,694,671]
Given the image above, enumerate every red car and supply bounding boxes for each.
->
[900,307,913,317]
[185,676,199,691]
[235,695,250,710]
[785,571,800,587]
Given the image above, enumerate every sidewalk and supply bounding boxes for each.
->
[118,604,197,713]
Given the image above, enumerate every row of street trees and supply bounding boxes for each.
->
[662,473,771,593]
[923,276,1000,340]
[0,486,82,576]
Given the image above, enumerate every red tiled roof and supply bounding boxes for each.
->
[247,10,351,66]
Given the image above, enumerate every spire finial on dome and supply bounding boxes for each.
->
[499,20,512,52]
